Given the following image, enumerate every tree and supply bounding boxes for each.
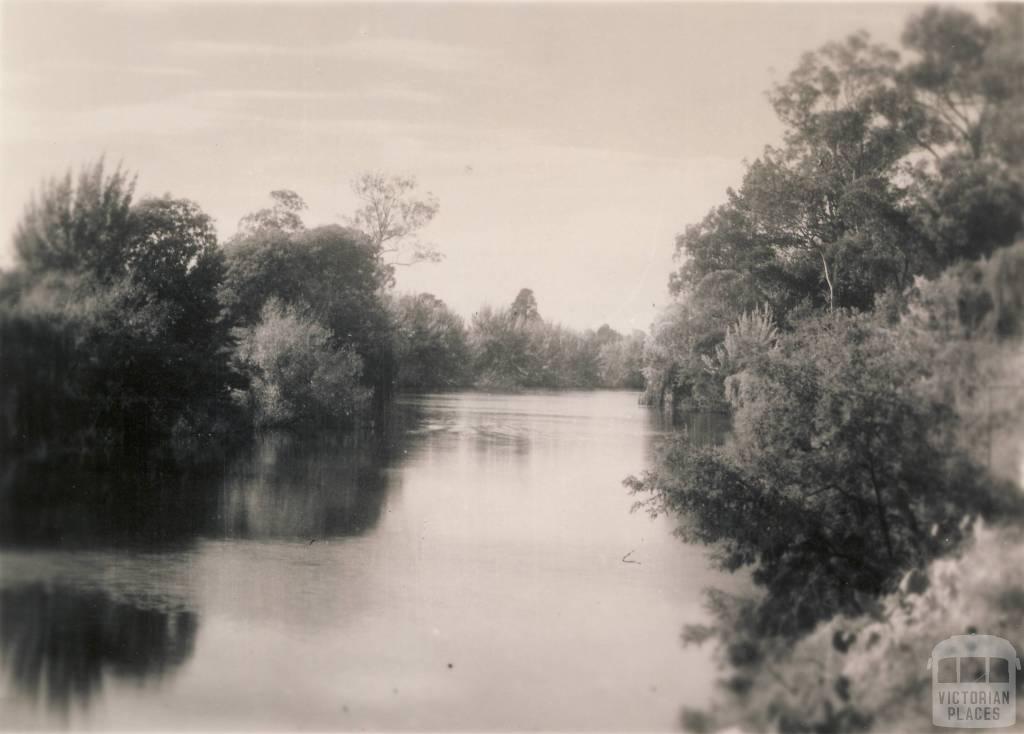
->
[529,321,601,387]
[236,189,307,237]
[220,227,301,326]
[628,310,1008,638]
[466,289,616,389]
[13,159,135,280]
[222,223,393,399]
[597,331,646,389]
[901,6,998,160]
[127,196,222,307]
[982,5,1024,167]
[656,15,1023,411]
[634,8,1024,730]
[669,30,938,322]
[670,201,793,306]
[346,172,441,280]
[2,165,242,451]
[640,299,735,409]
[391,293,471,389]
[238,301,370,427]
[593,324,621,346]
[469,305,532,389]
[910,155,1024,268]
[700,305,778,397]
[510,288,540,326]
[641,271,768,410]
[900,7,1024,267]
[753,32,925,311]
[119,196,239,406]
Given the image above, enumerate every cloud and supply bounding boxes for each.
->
[172,40,292,57]
[2,94,227,143]
[334,39,480,72]
[361,85,443,105]
[173,38,483,73]
[203,86,442,106]
[73,96,224,137]
[2,83,445,145]
[83,63,200,78]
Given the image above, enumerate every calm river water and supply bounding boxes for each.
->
[0,391,730,731]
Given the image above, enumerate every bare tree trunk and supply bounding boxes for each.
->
[820,251,835,312]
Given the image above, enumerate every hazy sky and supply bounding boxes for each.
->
[1,2,927,330]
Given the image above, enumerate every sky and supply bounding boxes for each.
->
[0,2,929,331]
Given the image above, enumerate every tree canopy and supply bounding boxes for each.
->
[346,173,441,283]
[652,5,1024,412]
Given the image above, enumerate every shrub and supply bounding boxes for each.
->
[238,302,370,427]
[628,310,1017,638]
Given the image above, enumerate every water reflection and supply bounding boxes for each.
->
[0,405,426,549]
[0,583,197,713]
[0,454,223,550]
[673,411,731,447]
[0,413,426,720]
[215,430,393,540]
[0,392,730,730]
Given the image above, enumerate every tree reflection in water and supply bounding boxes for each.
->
[0,583,197,713]
[216,429,391,540]
[0,403,428,718]
[0,452,225,550]
[214,405,427,541]
[0,402,428,549]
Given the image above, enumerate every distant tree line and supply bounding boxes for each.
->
[627,6,1024,732]
[0,174,642,454]
[461,288,644,391]
[388,286,644,391]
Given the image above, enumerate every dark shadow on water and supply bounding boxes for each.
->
[674,411,732,447]
[0,406,435,717]
[212,402,430,540]
[642,409,731,464]
[0,401,431,550]
[0,583,198,714]
[215,430,389,540]
[0,452,225,550]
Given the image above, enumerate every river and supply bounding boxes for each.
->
[0,390,731,731]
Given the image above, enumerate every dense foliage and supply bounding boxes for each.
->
[680,523,1024,734]
[0,162,242,452]
[628,6,1024,732]
[468,290,643,390]
[1,177,393,449]
[390,293,471,389]
[630,304,1020,638]
[238,302,370,427]
[648,6,1024,412]
[221,218,393,412]
[1,171,643,454]
[0,5,1019,732]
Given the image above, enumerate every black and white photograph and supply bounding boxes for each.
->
[1,1,1023,731]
